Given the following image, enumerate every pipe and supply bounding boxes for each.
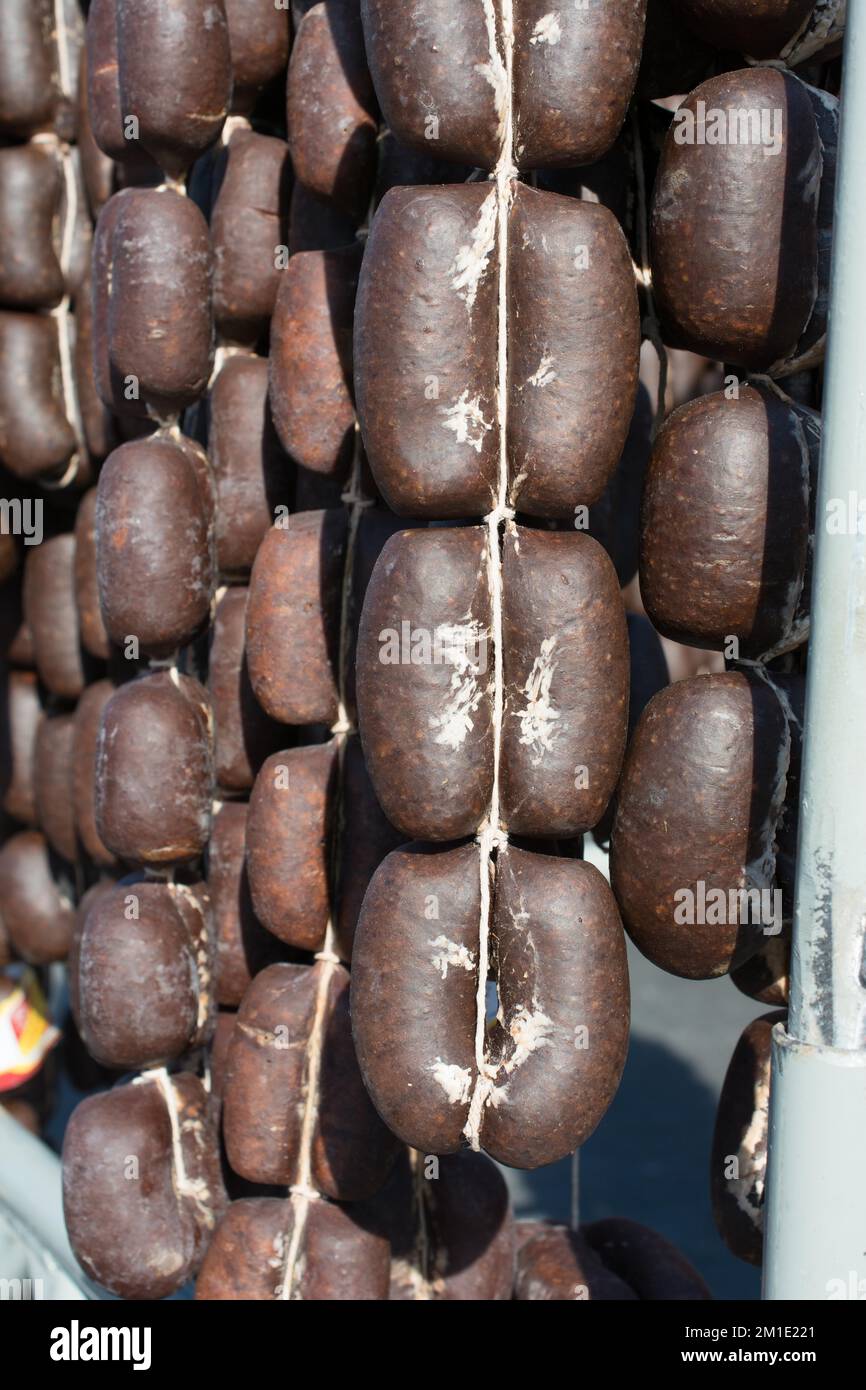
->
[763,7,866,1301]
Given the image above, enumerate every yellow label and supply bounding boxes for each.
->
[0,969,60,1092]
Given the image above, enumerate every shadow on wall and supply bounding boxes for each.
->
[502,1024,762,1301]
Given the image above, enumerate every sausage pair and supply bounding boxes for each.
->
[356,182,639,518]
[357,525,628,840]
[196,1148,514,1300]
[360,0,646,171]
[352,842,630,1168]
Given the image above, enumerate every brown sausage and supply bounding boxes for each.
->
[641,385,812,658]
[710,1009,784,1266]
[95,435,215,659]
[63,1073,227,1300]
[0,143,89,309]
[71,678,117,868]
[34,710,76,863]
[500,526,629,836]
[207,353,293,578]
[287,1,378,225]
[352,843,630,1168]
[515,1222,637,1300]
[511,0,647,169]
[0,0,82,141]
[269,244,362,477]
[651,69,824,371]
[360,0,646,171]
[0,312,78,482]
[369,1149,516,1301]
[86,0,130,161]
[0,830,75,964]
[222,960,400,1198]
[506,184,639,516]
[481,847,629,1168]
[23,533,87,700]
[351,842,480,1156]
[195,1195,390,1300]
[224,0,291,113]
[95,671,214,866]
[580,1217,712,1299]
[76,877,214,1069]
[356,526,494,841]
[354,184,501,518]
[610,672,794,979]
[246,510,348,725]
[115,0,232,178]
[211,127,292,345]
[245,743,337,952]
[354,183,639,517]
[85,0,160,179]
[208,586,287,791]
[99,188,214,420]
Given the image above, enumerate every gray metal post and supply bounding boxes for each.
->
[763,7,866,1302]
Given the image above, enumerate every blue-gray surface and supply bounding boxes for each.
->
[501,936,764,1301]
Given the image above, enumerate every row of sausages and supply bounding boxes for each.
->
[57,0,395,1302]
[37,0,521,1302]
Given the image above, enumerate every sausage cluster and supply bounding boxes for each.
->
[626,8,836,1290]
[348,1,644,1177]
[0,2,96,487]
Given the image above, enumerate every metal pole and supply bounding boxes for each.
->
[763,7,866,1301]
